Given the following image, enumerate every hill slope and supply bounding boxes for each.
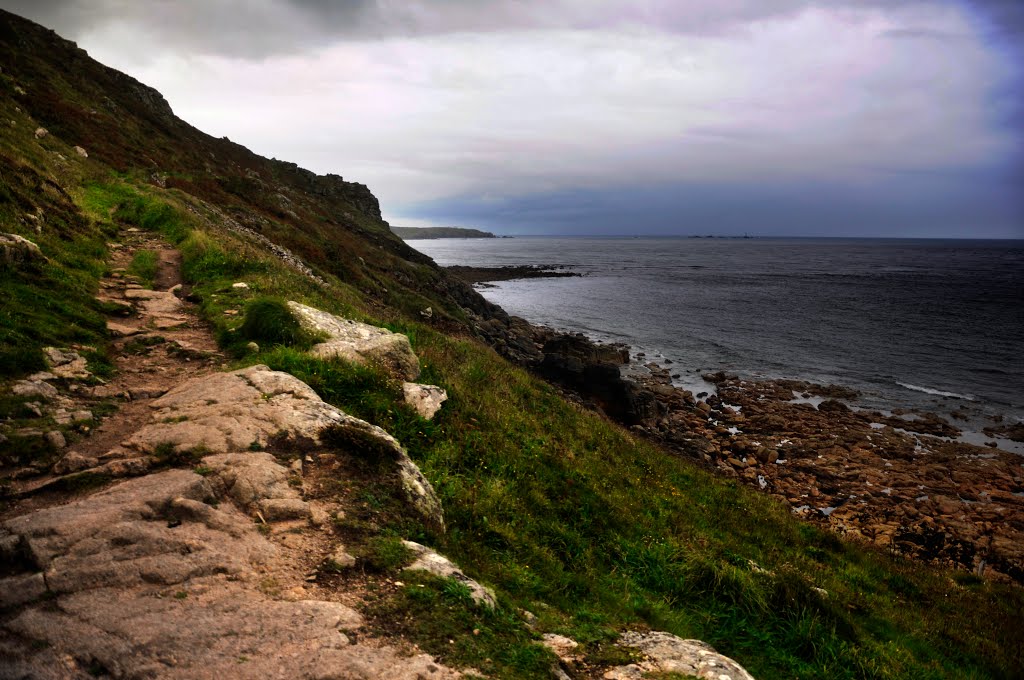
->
[392,226,496,239]
[1,9,1022,679]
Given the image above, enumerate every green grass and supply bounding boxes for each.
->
[237,297,320,350]
[365,570,556,680]
[126,250,159,288]
[0,160,113,379]
[361,535,415,573]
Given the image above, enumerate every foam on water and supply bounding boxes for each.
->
[896,382,976,401]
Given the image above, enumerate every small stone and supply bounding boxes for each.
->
[12,379,58,400]
[34,127,48,139]
[542,634,580,661]
[45,430,67,450]
[232,282,249,290]
[74,146,88,158]
[329,546,357,569]
[107,321,141,337]
[53,451,99,474]
[308,503,330,527]
[257,497,311,521]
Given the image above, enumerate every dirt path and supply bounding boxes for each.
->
[0,230,472,679]
[7,228,224,501]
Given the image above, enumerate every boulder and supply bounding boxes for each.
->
[0,233,44,267]
[52,451,99,475]
[605,631,755,680]
[125,365,445,530]
[402,540,496,607]
[44,430,66,450]
[288,301,420,380]
[403,382,448,420]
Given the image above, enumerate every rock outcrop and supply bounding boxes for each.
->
[125,364,351,454]
[0,233,44,267]
[288,301,420,381]
[0,469,461,679]
[121,365,445,530]
[605,631,755,680]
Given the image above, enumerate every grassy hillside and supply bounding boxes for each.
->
[1,9,1022,679]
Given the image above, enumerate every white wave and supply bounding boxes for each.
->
[896,381,976,401]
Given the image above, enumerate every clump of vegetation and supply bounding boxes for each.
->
[151,442,209,467]
[126,250,159,288]
[364,570,555,680]
[361,535,414,573]
[237,297,320,349]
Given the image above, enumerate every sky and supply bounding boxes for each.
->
[5,0,1023,237]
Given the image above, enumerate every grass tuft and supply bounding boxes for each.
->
[126,250,159,288]
[238,297,316,349]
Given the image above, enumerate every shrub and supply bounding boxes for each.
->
[238,297,319,349]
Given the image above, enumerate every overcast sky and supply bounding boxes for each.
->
[6,0,1022,237]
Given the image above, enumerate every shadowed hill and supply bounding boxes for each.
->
[0,8,504,330]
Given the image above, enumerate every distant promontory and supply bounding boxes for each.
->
[390,226,495,239]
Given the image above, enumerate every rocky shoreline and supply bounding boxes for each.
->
[465,311,1024,584]
[446,264,582,285]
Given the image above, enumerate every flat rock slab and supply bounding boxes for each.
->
[124,364,350,454]
[288,301,421,381]
[605,631,755,680]
[201,451,309,519]
[124,288,183,316]
[0,469,461,679]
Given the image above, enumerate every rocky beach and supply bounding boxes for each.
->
[461,291,1024,584]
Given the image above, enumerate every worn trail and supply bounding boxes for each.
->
[0,230,467,679]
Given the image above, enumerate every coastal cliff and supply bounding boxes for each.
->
[1,9,1022,680]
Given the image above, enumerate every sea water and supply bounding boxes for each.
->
[410,237,1024,451]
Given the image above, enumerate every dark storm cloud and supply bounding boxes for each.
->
[2,0,1019,237]
[399,168,1024,238]
[0,0,949,57]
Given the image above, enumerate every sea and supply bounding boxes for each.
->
[409,237,1024,454]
